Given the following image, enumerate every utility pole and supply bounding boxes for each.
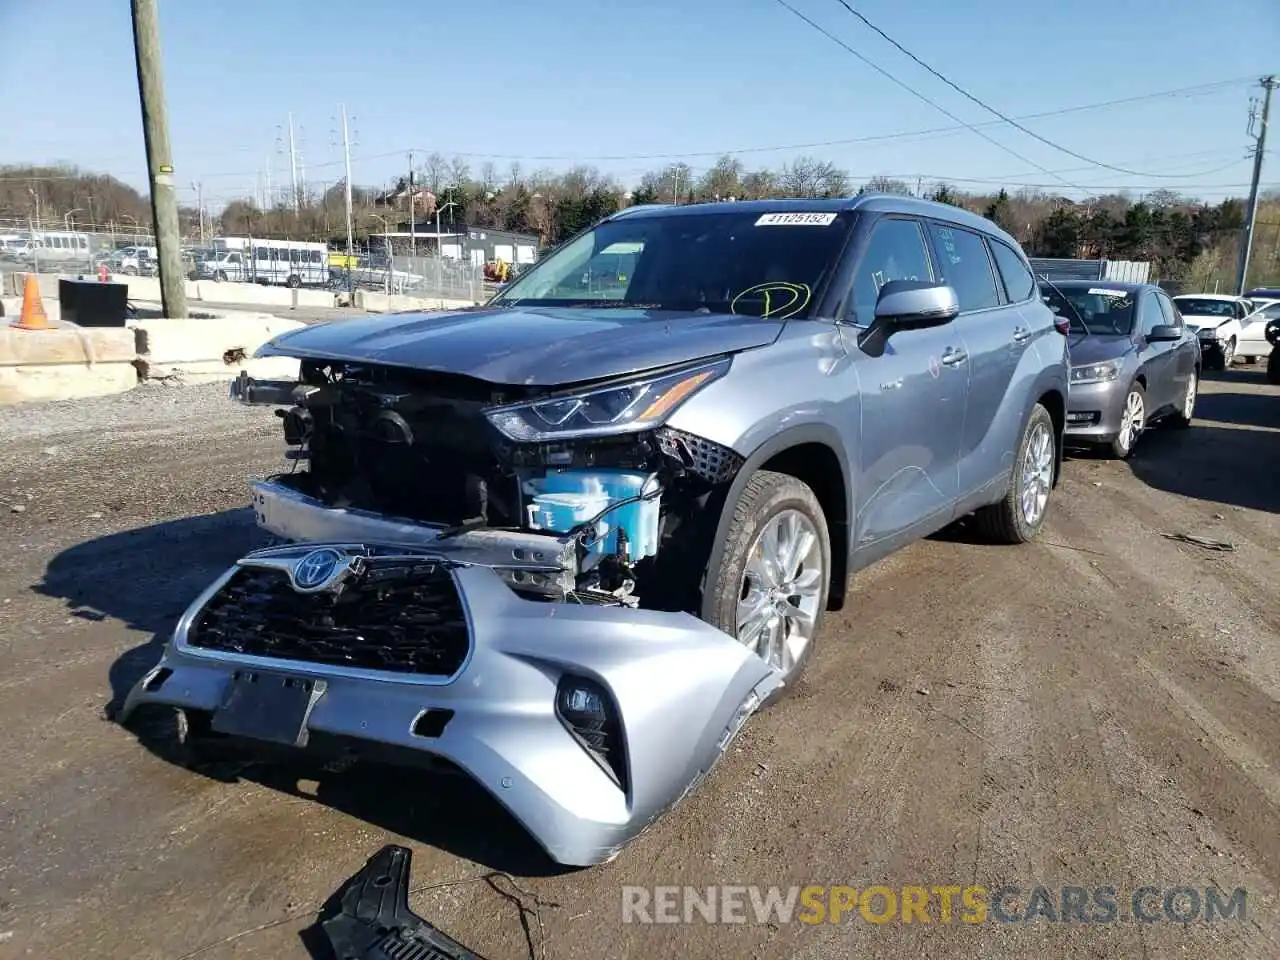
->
[1237,75,1276,296]
[340,103,355,274]
[288,112,300,212]
[409,150,416,258]
[130,0,187,317]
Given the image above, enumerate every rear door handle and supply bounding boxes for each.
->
[941,348,968,367]
[1011,327,1031,344]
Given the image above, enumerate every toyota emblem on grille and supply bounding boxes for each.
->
[291,547,346,593]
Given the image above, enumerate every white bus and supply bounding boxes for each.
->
[29,231,92,263]
[207,237,328,287]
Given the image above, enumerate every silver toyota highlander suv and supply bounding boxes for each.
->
[121,196,1069,867]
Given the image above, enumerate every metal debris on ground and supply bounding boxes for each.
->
[1160,533,1236,552]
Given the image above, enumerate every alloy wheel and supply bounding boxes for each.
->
[1118,389,1145,452]
[1019,420,1054,526]
[1183,372,1198,420]
[736,509,824,675]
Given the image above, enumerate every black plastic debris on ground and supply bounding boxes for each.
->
[320,845,480,960]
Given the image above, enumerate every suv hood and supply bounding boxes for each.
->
[257,305,787,386]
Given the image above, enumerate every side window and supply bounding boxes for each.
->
[989,239,1036,302]
[311,250,323,263]
[1157,293,1181,329]
[846,217,934,325]
[926,223,1001,312]
[256,247,269,262]
[1138,293,1164,336]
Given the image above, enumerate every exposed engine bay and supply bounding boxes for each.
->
[235,358,745,610]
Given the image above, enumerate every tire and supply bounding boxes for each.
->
[1171,368,1198,428]
[701,469,831,704]
[124,266,138,276]
[1268,351,1280,385]
[1219,338,1236,370]
[1107,382,1146,460]
[287,274,301,289]
[973,403,1056,544]
[214,271,226,282]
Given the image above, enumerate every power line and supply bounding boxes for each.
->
[826,0,1233,180]
[771,0,1097,192]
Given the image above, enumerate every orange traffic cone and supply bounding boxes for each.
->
[11,274,49,331]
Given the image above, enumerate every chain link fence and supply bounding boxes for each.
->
[0,224,161,279]
[334,255,489,302]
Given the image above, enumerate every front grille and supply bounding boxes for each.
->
[188,560,470,676]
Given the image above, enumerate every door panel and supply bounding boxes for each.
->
[838,214,968,561]
[1137,292,1176,411]
[925,222,1023,501]
[850,323,969,558]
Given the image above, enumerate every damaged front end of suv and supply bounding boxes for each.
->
[119,324,789,868]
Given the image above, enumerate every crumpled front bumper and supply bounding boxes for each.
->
[119,539,781,867]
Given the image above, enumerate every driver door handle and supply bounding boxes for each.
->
[1011,327,1031,344]
[941,347,968,367]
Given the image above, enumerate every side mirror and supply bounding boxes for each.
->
[1147,324,1181,342]
[874,280,960,330]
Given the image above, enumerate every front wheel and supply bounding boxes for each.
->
[1220,338,1236,370]
[1109,383,1146,459]
[702,470,831,704]
[974,402,1056,544]
[286,274,301,289]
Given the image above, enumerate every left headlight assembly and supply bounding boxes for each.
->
[1070,360,1121,385]
[485,357,731,441]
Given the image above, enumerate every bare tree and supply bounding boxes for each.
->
[699,154,744,200]
[448,156,471,188]
[422,153,447,194]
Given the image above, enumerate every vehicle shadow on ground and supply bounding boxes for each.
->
[33,509,268,716]
[1126,368,1279,514]
[35,510,572,878]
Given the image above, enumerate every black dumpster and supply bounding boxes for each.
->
[59,279,130,327]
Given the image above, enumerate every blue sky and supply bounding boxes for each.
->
[2,0,1276,212]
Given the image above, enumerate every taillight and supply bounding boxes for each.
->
[1053,315,1070,336]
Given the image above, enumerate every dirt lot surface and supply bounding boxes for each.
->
[0,370,1276,959]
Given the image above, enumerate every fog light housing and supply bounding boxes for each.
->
[555,675,627,791]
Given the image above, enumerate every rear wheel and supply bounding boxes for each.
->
[702,470,831,703]
[287,274,301,289]
[1109,383,1146,459]
[1171,369,1197,428]
[974,403,1055,544]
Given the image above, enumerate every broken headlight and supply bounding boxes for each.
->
[484,358,730,441]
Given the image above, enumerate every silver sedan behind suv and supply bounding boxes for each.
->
[1041,280,1201,459]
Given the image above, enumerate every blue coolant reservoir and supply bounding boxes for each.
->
[525,469,662,560]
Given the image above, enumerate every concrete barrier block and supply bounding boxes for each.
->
[135,354,300,383]
[0,362,138,404]
[355,291,477,313]
[134,315,305,364]
[0,326,139,404]
[0,327,136,366]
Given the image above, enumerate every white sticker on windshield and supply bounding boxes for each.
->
[1088,287,1129,297]
[755,212,838,226]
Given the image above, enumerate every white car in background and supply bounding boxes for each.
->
[1171,294,1254,370]
[1239,298,1279,362]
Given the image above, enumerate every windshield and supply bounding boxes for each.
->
[1040,285,1135,336]
[1173,298,1236,318]
[492,209,854,318]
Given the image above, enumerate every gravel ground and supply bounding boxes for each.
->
[0,369,1277,959]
